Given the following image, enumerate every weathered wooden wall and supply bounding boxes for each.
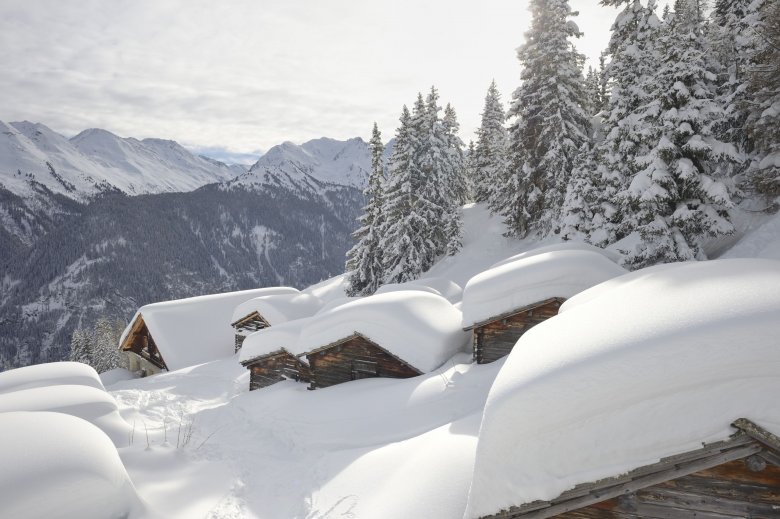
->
[474,298,563,364]
[235,334,246,353]
[306,335,421,390]
[122,317,167,370]
[552,457,780,519]
[248,352,311,390]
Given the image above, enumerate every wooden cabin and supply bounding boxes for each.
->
[231,311,270,352]
[241,350,311,390]
[305,332,422,390]
[119,315,168,375]
[480,418,780,519]
[229,291,320,352]
[466,297,564,364]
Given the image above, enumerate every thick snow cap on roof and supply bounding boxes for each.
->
[462,250,627,328]
[376,277,463,304]
[0,361,105,394]
[465,259,780,518]
[0,412,144,519]
[298,291,469,373]
[229,286,300,322]
[122,287,297,371]
[302,273,349,304]
[239,317,313,363]
[489,241,622,269]
[231,292,322,325]
[0,384,130,446]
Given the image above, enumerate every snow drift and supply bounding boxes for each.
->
[0,361,105,394]
[464,258,780,518]
[0,384,131,446]
[231,292,322,325]
[239,317,313,363]
[0,412,144,519]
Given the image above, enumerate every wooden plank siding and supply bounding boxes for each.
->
[231,312,271,352]
[552,458,780,519]
[473,298,564,364]
[480,420,780,519]
[246,351,311,390]
[119,316,168,371]
[306,333,422,390]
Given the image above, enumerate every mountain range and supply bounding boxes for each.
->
[0,121,374,369]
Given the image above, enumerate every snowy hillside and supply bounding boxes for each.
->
[0,121,241,200]
[228,137,380,194]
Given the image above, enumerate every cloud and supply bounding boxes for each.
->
[0,0,618,152]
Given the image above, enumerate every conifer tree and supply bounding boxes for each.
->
[745,0,780,197]
[505,0,592,237]
[621,0,735,267]
[69,328,92,366]
[474,80,509,209]
[584,66,603,115]
[566,0,662,246]
[346,123,386,296]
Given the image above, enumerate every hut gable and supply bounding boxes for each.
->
[297,291,469,386]
[305,333,422,390]
[470,297,564,364]
[461,250,624,363]
[464,259,780,519]
[230,291,321,350]
[238,317,313,390]
[482,419,780,519]
[119,287,293,373]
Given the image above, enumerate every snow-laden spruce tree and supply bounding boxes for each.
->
[381,101,436,283]
[504,0,592,237]
[93,317,121,373]
[709,0,762,162]
[560,143,602,241]
[345,123,386,296]
[620,0,735,267]
[473,80,509,209]
[69,328,92,365]
[745,0,780,197]
[442,102,471,207]
[584,66,603,115]
[562,0,662,245]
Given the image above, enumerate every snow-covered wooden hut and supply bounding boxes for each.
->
[238,318,313,390]
[299,291,469,390]
[461,250,626,364]
[465,259,780,519]
[230,290,321,351]
[119,288,289,375]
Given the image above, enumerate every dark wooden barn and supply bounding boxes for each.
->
[480,418,780,519]
[231,311,270,352]
[119,315,168,375]
[305,333,422,390]
[240,349,311,391]
[466,297,565,364]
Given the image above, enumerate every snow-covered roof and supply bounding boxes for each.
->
[298,291,469,373]
[464,259,780,518]
[0,361,105,394]
[375,277,463,304]
[0,384,130,446]
[0,412,143,519]
[231,292,321,325]
[121,287,295,371]
[228,286,300,322]
[461,250,627,329]
[489,241,622,270]
[239,317,314,364]
[302,273,349,304]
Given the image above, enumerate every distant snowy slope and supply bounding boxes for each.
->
[0,120,240,200]
[229,137,373,193]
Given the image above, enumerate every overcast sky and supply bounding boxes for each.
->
[0,0,620,164]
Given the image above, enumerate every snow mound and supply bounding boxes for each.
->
[465,259,780,518]
[375,283,444,297]
[722,210,780,261]
[0,361,105,394]
[461,250,627,328]
[239,317,313,363]
[376,277,464,304]
[0,384,130,446]
[229,286,300,322]
[489,241,622,269]
[122,287,297,371]
[231,292,322,325]
[302,273,349,304]
[298,291,469,373]
[0,412,143,519]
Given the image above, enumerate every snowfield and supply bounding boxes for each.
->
[2,203,779,518]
